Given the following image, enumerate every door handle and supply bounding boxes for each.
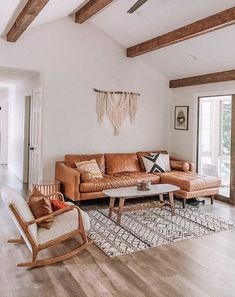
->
[29,147,35,151]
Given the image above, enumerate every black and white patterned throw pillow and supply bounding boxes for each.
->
[142,153,166,173]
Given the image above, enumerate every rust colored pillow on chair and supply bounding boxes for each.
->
[28,187,53,229]
[51,199,68,211]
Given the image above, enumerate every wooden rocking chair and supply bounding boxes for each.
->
[1,186,92,268]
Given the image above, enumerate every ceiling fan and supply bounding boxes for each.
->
[127,0,149,13]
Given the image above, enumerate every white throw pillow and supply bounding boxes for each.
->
[151,153,171,172]
[142,153,166,173]
[75,159,103,179]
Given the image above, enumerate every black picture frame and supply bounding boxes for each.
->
[174,106,189,130]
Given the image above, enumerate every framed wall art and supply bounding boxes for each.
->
[174,106,189,130]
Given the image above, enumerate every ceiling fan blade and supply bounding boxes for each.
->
[127,0,149,13]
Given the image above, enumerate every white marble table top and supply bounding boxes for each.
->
[103,184,180,198]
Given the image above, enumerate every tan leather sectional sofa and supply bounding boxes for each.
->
[55,151,221,207]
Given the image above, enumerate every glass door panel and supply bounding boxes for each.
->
[198,95,232,200]
[198,100,214,176]
[219,99,231,196]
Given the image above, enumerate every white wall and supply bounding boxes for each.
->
[0,92,8,164]
[170,81,235,164]
[8,76,39,181]
[0,17,171,179]
[0,88,9,99]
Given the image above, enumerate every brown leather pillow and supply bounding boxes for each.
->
[28,187,53,229]
[81,171,93,182]
[75,169,93,182]
[170,160,190,172]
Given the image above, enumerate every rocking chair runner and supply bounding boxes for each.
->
[1,186,92,268]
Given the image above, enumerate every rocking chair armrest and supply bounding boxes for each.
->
[72,205,87,232]
[44,191,65,201]
[26,205,74,226]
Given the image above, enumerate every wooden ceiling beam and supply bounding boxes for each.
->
[127,7,235,57]
[75,0,114,24]
[6,0,49,42]
[169,69,235,88]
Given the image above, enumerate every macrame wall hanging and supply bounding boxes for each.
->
[94,88,139,135]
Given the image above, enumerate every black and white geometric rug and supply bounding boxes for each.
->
[87,201,235,257]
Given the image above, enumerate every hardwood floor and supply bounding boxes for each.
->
[1,166,235,297]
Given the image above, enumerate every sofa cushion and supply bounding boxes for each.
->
[137,151,168,171]
[105,153,141,175]
[160,171,221,192]
[80,172,160,193]
[65,154,105,174]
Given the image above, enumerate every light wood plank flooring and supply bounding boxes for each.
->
[1,166,235,297]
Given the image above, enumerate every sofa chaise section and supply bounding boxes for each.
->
[160,171,221,207]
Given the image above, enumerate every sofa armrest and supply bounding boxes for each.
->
[170,157,195,173]
[55,162,81,201]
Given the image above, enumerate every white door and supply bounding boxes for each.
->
[28,88,43,187]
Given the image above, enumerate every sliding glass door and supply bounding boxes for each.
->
[198,95,233,202]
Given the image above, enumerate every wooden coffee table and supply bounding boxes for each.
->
[103,184,180,224]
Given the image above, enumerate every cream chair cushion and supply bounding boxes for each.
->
[37,202,90,245]
[1,186,38,250]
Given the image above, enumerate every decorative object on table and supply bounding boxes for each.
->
[87,200,235,257]
[137,180,151,191]
[32,180,60,199]
[174,106,189,130]
[94,88,139,135]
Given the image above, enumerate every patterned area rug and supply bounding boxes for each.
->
[87,201,235,257]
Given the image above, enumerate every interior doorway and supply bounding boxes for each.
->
[23,88,43,187]
[23,95,31,183]
[198,95,232,200]
[28,88,43,187]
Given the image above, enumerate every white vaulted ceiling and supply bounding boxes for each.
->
[92,0,235,47]
[91,0,235,78]
[0,0,235,78]
[0,0,26,36]
[0,0,86,36]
